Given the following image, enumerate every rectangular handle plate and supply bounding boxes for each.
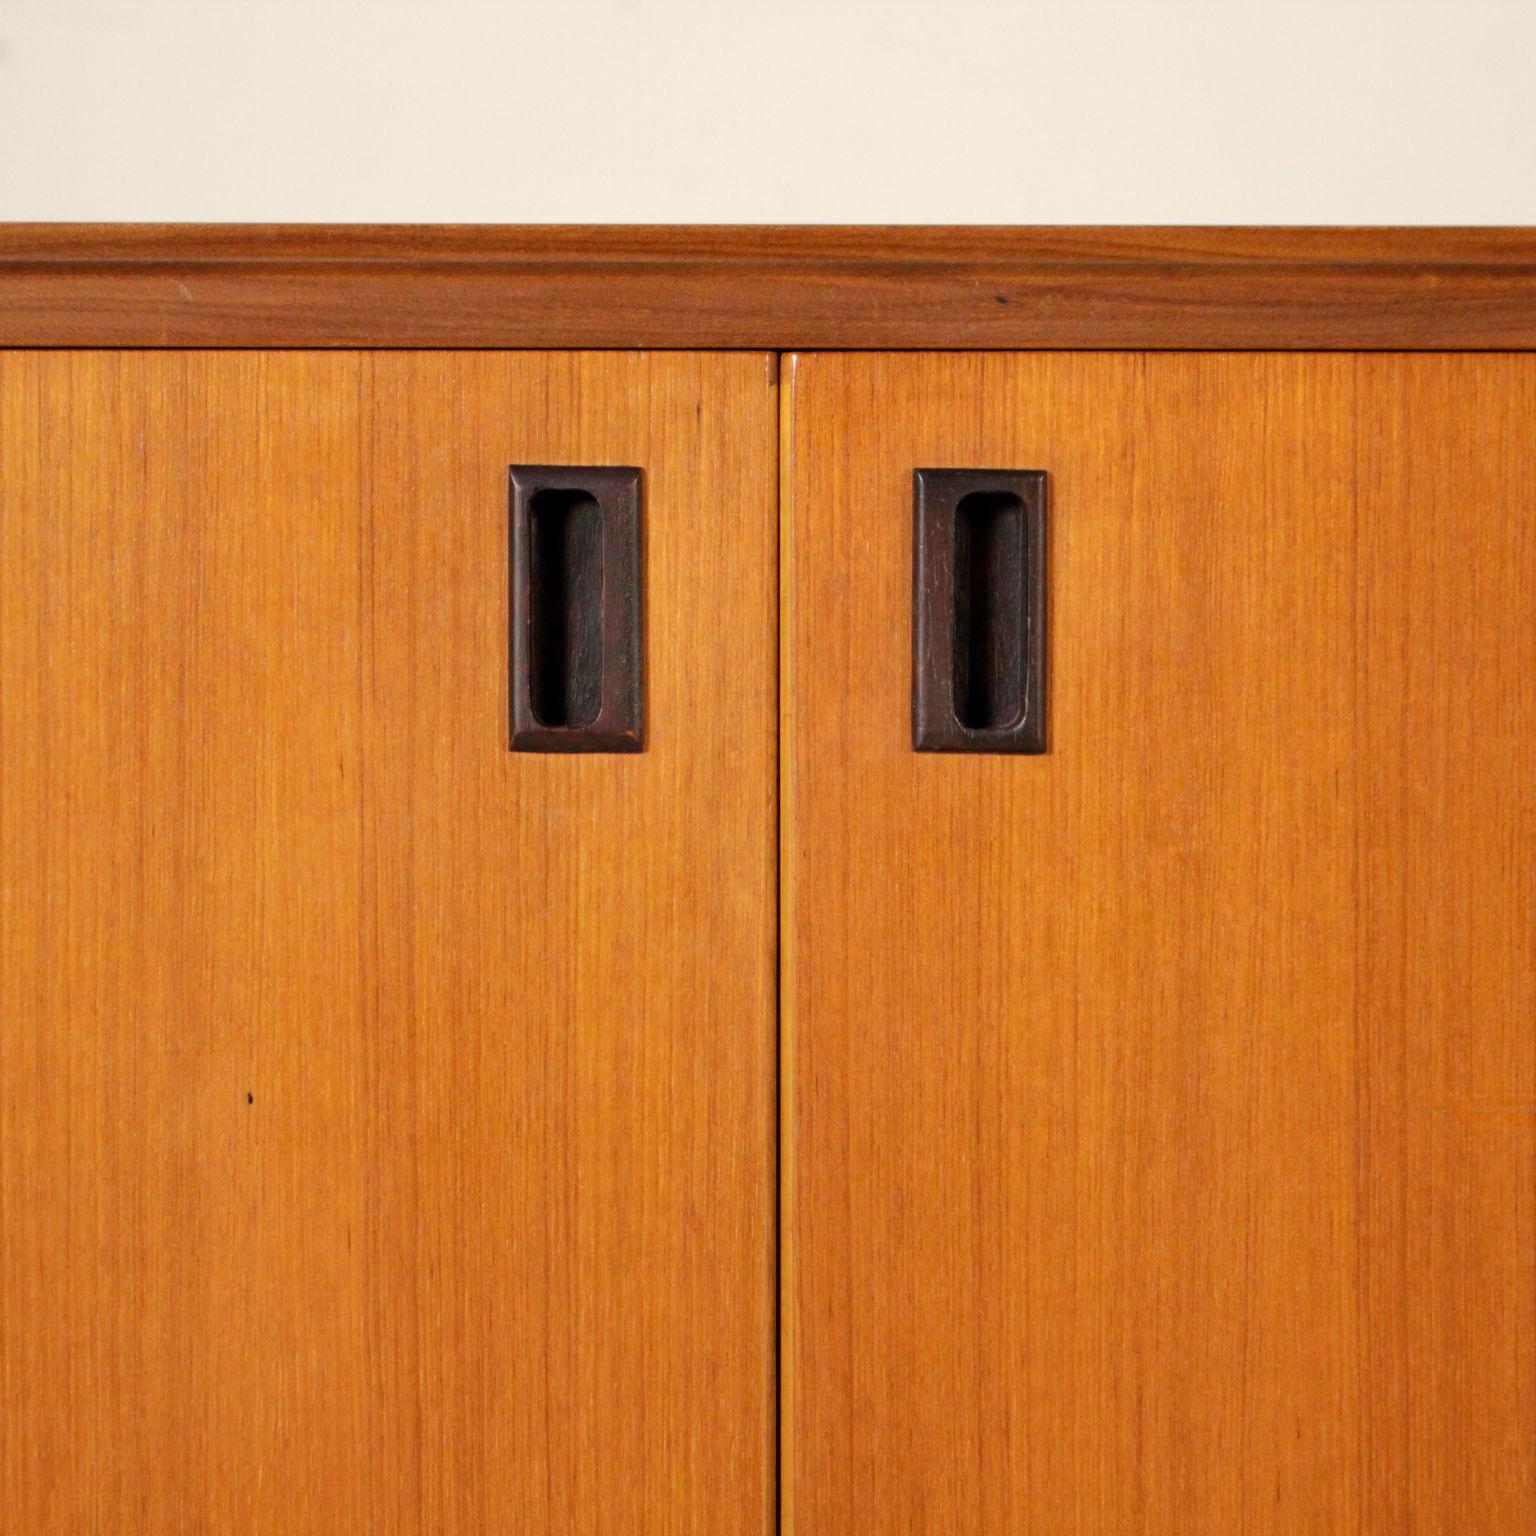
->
[913,468,1047,753]
[510,465,644,752]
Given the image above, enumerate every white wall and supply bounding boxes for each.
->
[1,0,1533,223]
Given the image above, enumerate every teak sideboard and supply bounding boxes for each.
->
[0,227,1532,1534]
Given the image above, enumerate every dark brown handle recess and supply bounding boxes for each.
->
[509,465,643,752]
[912,468,1046,753]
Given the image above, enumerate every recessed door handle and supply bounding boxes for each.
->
[912,468,1047,753]
[509,465,644,752]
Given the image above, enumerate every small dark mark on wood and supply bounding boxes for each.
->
[246,1093,254,1105]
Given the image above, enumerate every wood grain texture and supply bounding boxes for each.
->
[4,226,1536,349]
[781,351,1536,1533]
[0,350,778,1534]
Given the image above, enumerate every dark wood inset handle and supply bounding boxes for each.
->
[913,468,1046,753]
[510,465,643,752]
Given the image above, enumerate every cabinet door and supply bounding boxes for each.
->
[0,351,777,1534]
[782,353,1536,1533]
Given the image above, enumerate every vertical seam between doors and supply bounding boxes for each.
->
[774,348,791,1536]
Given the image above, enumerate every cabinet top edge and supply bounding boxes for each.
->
[3,224,1536,349]
[7,224,1536,263]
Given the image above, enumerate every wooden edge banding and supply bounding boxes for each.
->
[3,225,1536,349]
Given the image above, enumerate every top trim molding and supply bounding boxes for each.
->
[3,225,1536,350]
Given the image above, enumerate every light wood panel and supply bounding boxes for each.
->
[0,350,778,1534]
[782,352,1536,1533]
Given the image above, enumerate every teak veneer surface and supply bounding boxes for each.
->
[3,225,1536,348]
[782,350,1536,1534]
[0,349,778,1535]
